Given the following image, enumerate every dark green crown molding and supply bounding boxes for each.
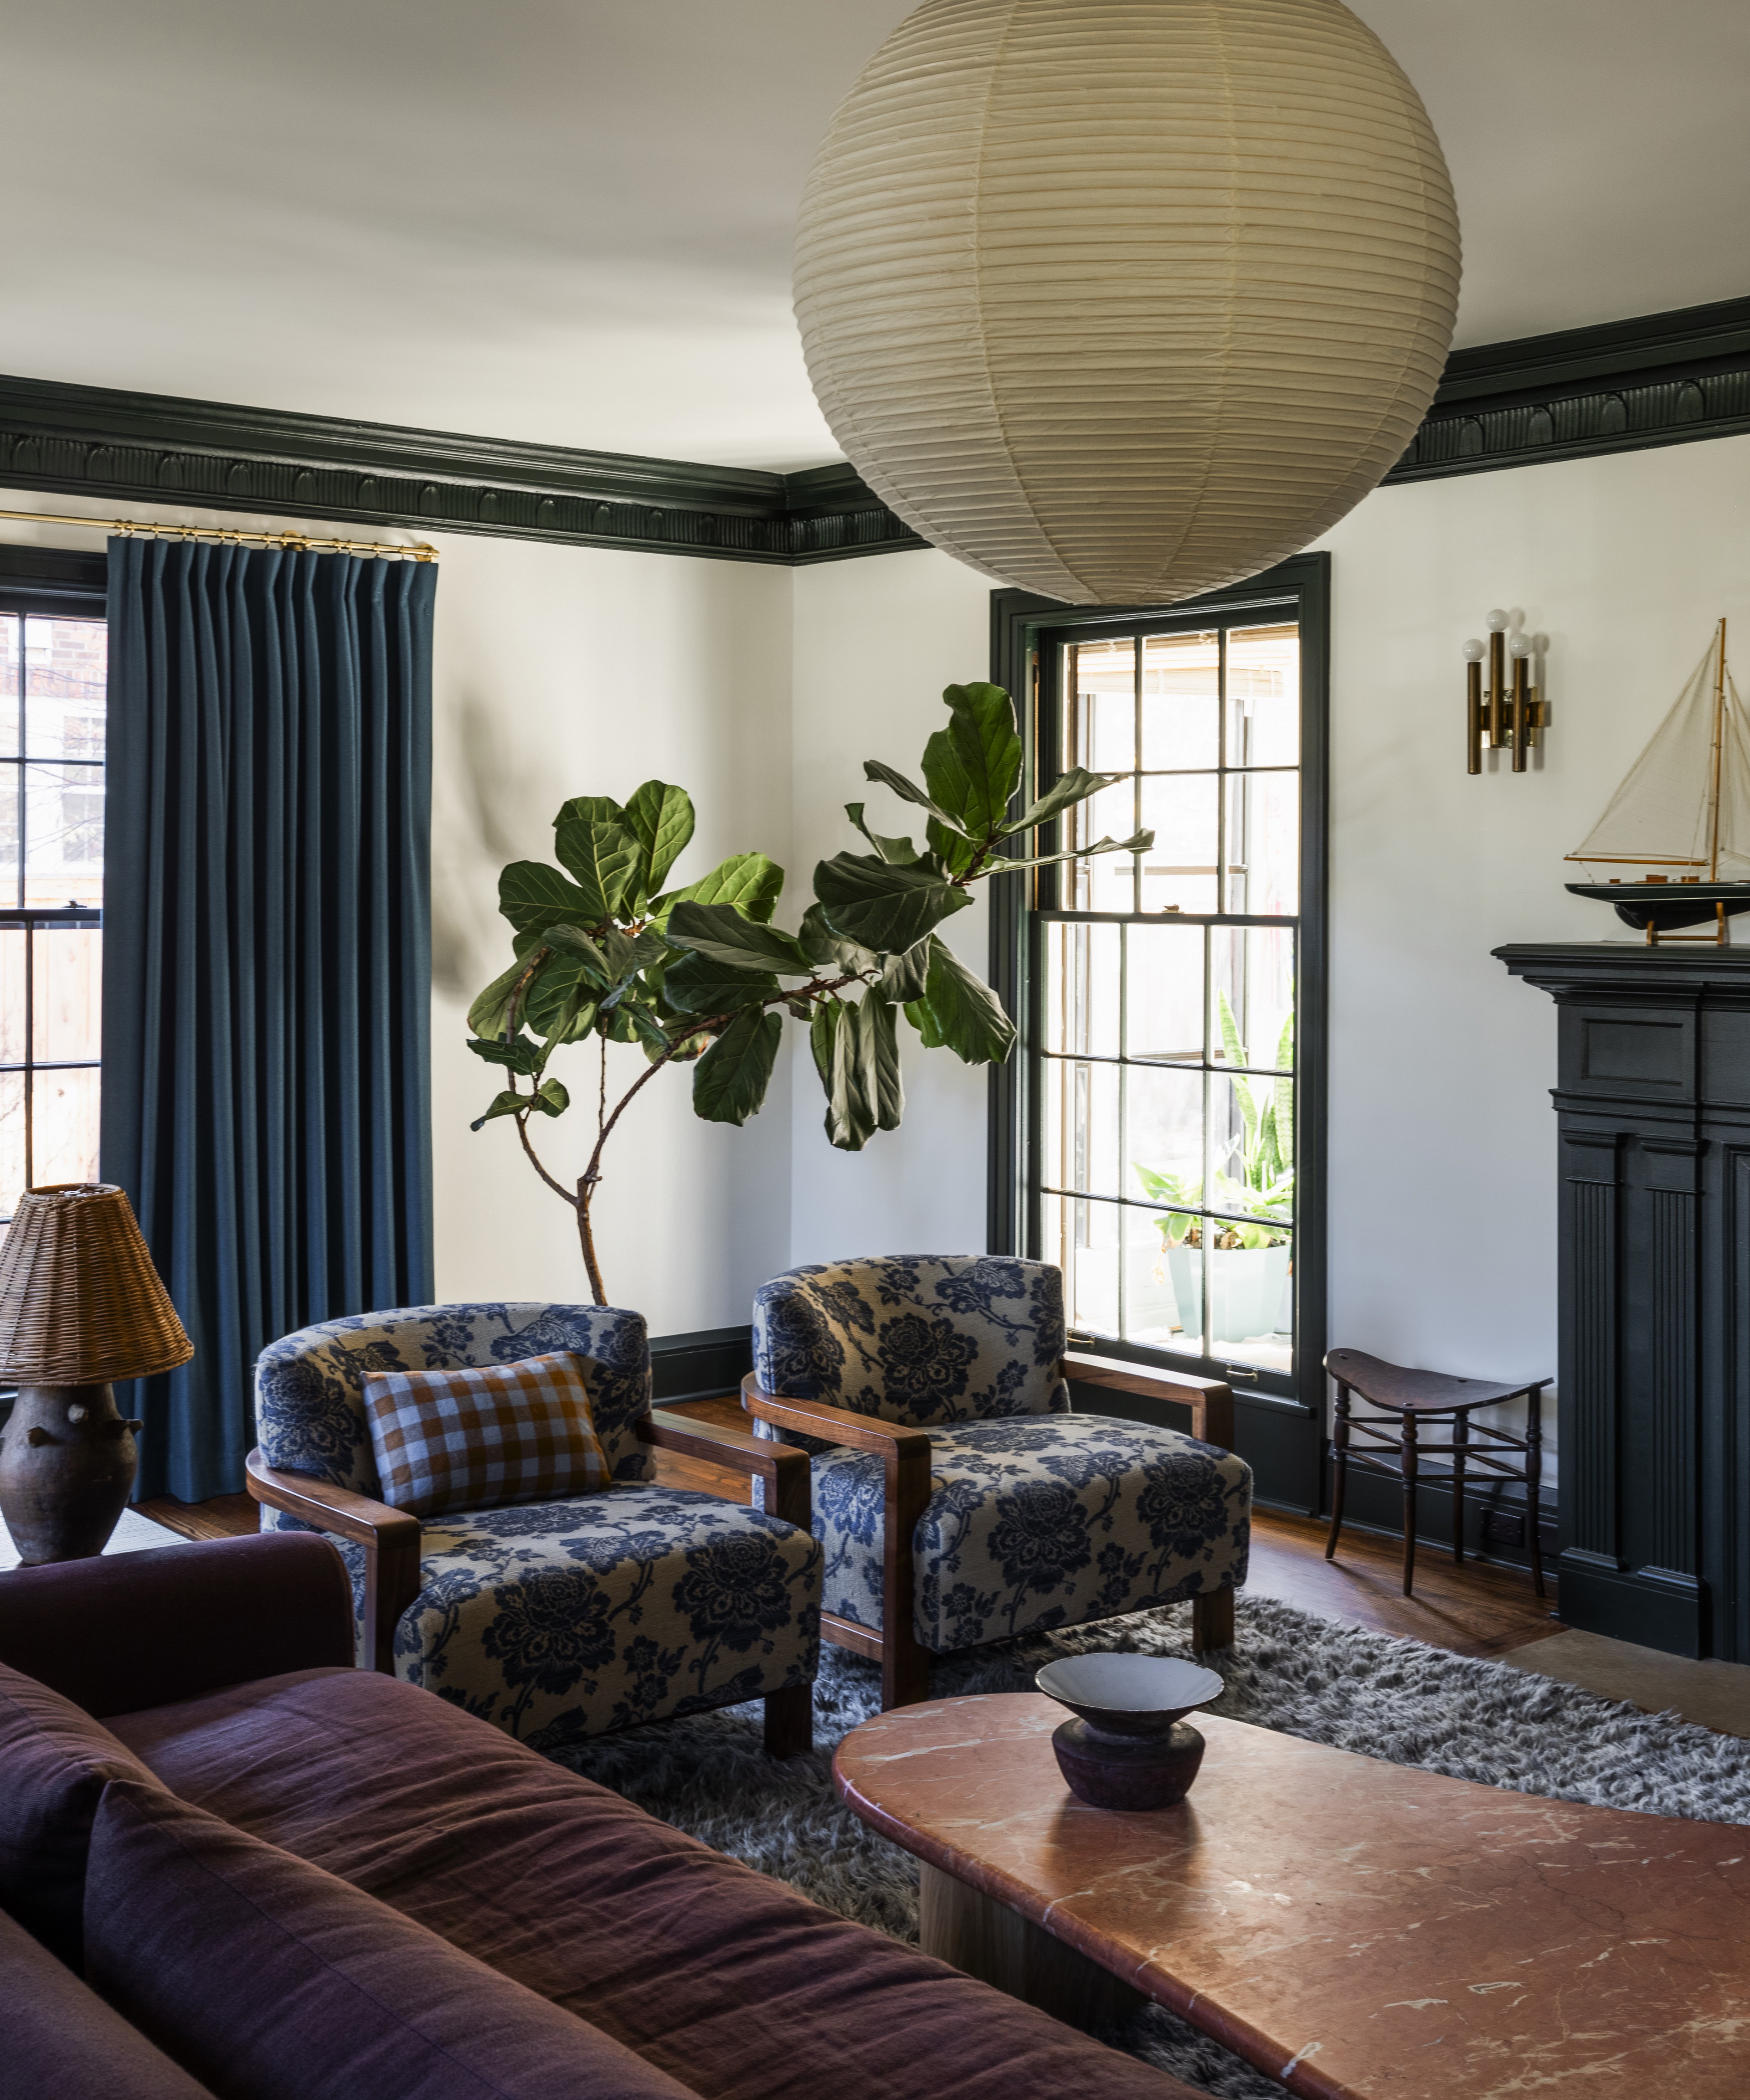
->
[0,296,1746,567]
[0,373,925,567]
[1385,293,1750,483]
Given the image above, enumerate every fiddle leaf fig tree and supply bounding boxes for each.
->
[466,682,1151,1303]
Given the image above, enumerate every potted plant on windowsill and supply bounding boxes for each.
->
[1134,999,1294,1349]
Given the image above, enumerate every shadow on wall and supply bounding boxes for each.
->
[432,686,543,999]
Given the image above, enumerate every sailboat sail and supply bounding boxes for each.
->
[1567,633,1749,871]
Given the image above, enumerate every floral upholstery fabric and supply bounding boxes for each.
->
[813,1414,1250,1653]
[254,1304,821,1743]
[390,1487,820,1746]
[751,1257,1071,1427]
[256,1302,655,1503]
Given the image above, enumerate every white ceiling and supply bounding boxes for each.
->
[3,0,1747,472]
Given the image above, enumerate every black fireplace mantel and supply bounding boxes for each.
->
[1498,940,1750,1658]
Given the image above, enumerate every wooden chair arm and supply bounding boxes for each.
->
[1061,1353,1236,1452]
[742,1378,931,1707]
[245,1448,422,1675]
[741,1376,932,1458]
[638,1407,811,1529]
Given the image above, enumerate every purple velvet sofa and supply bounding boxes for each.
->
[0,1534,1202,2100]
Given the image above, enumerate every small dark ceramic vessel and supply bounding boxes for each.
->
[1036,1653,1224,1812]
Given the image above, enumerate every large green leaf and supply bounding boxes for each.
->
[853,993,904,1133]
[540,922,615,989]
[530,1076,570,1118]
[469,1088,527,1132]
[985,829,1153,873]
[922,684,1023,838]
[466,1033,541,1076]
[813,852,973,955]
[1004,767,1127,837]
[798,901,880,977]
[650,852,784,928]
[879,937,932,1004]
[664,948,781,1014]
[553,795,626,829]
[553,818,643,921]
[810,999,840,1092]
[524,959,598,1042]
[665,901,814,975]
[825,999,872,1150]
[926,815,979,878]
[860,759,968,835]
[692,1006,782,1126]
[467,957,529,1039]
[498,862,600,937]
[911,936,1016,1066]
[844,802,921,867]
[623,780,695,901]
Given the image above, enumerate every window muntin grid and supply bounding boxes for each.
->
[0,612,106,1231]
[1034,621,1300,1376]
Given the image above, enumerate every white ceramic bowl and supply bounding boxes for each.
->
[1035,1652,1224,1736]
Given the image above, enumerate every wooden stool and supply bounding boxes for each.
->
[1323,1349,1550,1599]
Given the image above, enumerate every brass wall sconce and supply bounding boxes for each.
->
[1462,610,1546,774]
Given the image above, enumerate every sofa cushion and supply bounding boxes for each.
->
[0,1660,166,1965]
[814,1413,1252,1650]
[0,1903,219,2099]
[83,1778,705,2100]
[112,1668,1199,2100]
[364,1350,612,1516]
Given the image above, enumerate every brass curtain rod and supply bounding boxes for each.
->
[0,506,438,561]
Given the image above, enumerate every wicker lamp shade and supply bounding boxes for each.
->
[793,0,1461,607]
[0,1183,192,1385]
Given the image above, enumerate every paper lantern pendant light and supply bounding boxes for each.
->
[794,0,1461,607]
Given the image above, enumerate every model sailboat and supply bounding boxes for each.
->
[1566,620,1750,942]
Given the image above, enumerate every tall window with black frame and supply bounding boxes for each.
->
[0,610,107,1247]
[1032,615,1303,1387]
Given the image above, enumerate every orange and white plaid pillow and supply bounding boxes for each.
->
[361,1351,611,1518]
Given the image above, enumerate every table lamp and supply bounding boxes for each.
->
[0,1183,193,1565]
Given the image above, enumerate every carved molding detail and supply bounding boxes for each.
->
[1565,1163,1619,1564]
[1647,1183,1698,1577]
[1387,294,1750,484]
[2,293,1749,568]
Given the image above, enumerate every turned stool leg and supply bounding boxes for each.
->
[1452,1409,1468,1568]
[1526,1387,1546,1601]
[1400,1413,1419,1597]
[1324,1382,1351,1562]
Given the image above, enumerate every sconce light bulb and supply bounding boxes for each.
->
[1509,634,1533,658]
[1462,639,1486,661]
[1486,608,1508,631]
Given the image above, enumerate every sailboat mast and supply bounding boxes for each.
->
[1708,618,1729,879]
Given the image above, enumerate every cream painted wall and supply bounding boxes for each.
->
[17,434,1749,1384]
[788,551,993,1264]
[426,534,796,1331]
[0,490,796,1334]
[778,436,1750,1478]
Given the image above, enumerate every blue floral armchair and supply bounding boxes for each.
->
[247,1302,821,1755]
[746,1257,1250,1709]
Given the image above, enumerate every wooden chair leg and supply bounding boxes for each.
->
[1451,1410,1468,1567]
[1191,1587,1235,1656]
[881,1624,932,1710]
[1324,1382,1351,1562]
[762,1682,813,1759]
[1400,1413,1419,1598]
[1526,1386,1547,1602]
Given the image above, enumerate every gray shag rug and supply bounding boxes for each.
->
[546,1595,1750,2098]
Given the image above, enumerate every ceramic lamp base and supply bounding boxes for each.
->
[0,1382,144,1565]
[1052,1717,1206,1812]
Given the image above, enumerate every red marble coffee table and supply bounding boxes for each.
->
[834,1692,1750,2100]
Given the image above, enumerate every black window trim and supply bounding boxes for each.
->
[988,551,1329,1436]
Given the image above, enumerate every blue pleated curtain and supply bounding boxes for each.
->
[100,537,437,1503]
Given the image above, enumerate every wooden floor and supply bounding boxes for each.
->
[144,1398,1562,1665]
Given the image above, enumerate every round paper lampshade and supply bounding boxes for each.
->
[0,1183,192,1385]
[794,0,1461,607]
